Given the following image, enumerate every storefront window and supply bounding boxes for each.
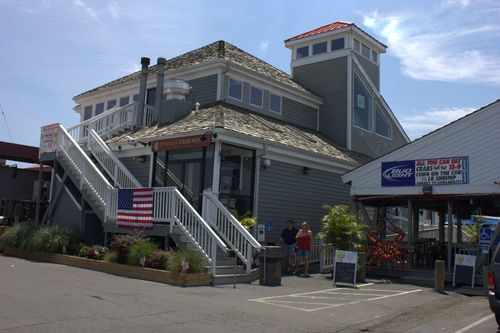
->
[219,144,255,215]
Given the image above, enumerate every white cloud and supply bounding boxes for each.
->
[400,106,476,139]
[73,0,99,23]
[362,1,500,85]
[258,40,269,54]
[108,1,120,20]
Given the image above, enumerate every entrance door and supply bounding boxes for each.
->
[167,159,203,211]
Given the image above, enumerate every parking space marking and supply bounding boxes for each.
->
[453,314,494,333]
[249,284,422,312]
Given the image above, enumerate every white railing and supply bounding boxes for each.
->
[56,125,114,208]
[87,129,141,188]
[67,103,137,143]
[202,191,261,273]
[318,242,335,273]
[109,187,227,274]
[143,104,157,125]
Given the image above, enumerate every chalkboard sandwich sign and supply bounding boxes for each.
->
[333,250,358,287]
[453,254,476,288]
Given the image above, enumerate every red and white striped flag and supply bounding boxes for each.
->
[116,188,154,229]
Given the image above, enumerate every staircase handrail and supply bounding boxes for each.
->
[202,190,261,272]
[87,129,142,188]
[56,125,113,206]
[88,103,136,138]
[155,159,195,201]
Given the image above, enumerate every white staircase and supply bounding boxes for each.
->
[51,124,261,283]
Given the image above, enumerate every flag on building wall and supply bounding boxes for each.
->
[116,188,154,229]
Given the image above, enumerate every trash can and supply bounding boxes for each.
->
[259,246,283,286]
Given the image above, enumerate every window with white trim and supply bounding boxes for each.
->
[95,103,104,116]
[375,107,391,138]
[331,38,345,51]
[119,96,130,107]
[353,39,360,52]
[269,93,281,113]
[83,105,92,120]
[371,50,378,64]
[228,78,243,100]
[353,78,371,130]
[106,99,116,110]
[361,43,370,58]
[250,86,263,107]
[296,46,309,58]
[312,42,327,55]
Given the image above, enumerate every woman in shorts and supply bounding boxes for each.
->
[295,222,313,277]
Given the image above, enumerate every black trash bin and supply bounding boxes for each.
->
[259,246,283,286]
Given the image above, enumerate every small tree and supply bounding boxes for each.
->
[232,210,256,231]
[319,204,366,251]
[463,221,480,244]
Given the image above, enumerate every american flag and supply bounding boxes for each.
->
[116,188,154,229]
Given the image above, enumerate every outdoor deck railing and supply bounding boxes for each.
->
[87,129,141,188]
[56,125,114,207]
[202,191,261,273]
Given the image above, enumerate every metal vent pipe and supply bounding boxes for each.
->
[154,57,167,121]
[134,57,150,129]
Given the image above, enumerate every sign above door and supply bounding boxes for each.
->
[151,134,212,152]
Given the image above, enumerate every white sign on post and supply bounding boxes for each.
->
[39,123,60,156]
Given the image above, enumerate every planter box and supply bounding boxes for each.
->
[3,247,213,287]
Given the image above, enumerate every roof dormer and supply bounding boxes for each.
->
[285,21,387,68]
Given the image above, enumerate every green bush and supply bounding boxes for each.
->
[127,240,158,266]
[0,222,39,252]
[146,250,172,269]
[109,233,146,264]
[27,226,77,253]
[88,245,109,260]
[318,204,366,251]
[167,249,205,274]
[102,250,119,263]
[78,246,91,258]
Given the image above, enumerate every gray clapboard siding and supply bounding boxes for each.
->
[50,176,82,231]
[354,53,379,90]
[282,97,317,130]
[187,74,218,106]
[351,126,407,158]
[257,160,351,243]
[119,156,151,187]
[293,57,348,147]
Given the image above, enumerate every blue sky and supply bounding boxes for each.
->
[0,0,499,148]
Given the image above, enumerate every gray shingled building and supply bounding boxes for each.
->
[40,22,409,281]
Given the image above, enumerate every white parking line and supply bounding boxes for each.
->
[249,284,423,312]
[453,314,494,333]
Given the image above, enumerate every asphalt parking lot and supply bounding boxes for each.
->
[0,255,495,333]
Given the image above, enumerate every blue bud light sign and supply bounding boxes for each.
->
[381,160,415,187]
[382,156,469,187]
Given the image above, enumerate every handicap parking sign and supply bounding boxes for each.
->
[479,227,492,246]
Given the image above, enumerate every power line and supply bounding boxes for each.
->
[0,103,14,141]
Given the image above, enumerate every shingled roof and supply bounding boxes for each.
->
[74,41,315,99]
[108,102,370,166]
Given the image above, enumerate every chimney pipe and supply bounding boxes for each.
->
[134,57,150,129]
[154,57,167,121]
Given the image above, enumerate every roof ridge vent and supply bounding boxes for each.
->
[248,113,282,133]
[217,41,225,58]
[284,124,317,143]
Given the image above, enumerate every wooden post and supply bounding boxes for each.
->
[407,200,413,244]
[447,201,453,273]
[413,207,419,242]
[438,210,445,243]
[434,260,445,291]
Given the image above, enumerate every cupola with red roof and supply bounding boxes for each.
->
[284,21,386,67]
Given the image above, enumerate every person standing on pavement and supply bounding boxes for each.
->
[295,222,313,277]
[279,220,298,274]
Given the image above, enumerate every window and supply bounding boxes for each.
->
[106,99,116,110]
[361,44,370,58]
[312,42,327,55]
[133,94,139,102]
[83,105,92,120]
[95,103,104,116]
[353,78,371,130]
[119,96,130,107]
[250,86,263,107]
[371,50,378,64]
[375,107,391,138]
[269,93,281,113]
[228,78,243,100]
[353,39,360,52]
[146,88,156,106]
[296,46,309,59]
[331,38,345,51]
